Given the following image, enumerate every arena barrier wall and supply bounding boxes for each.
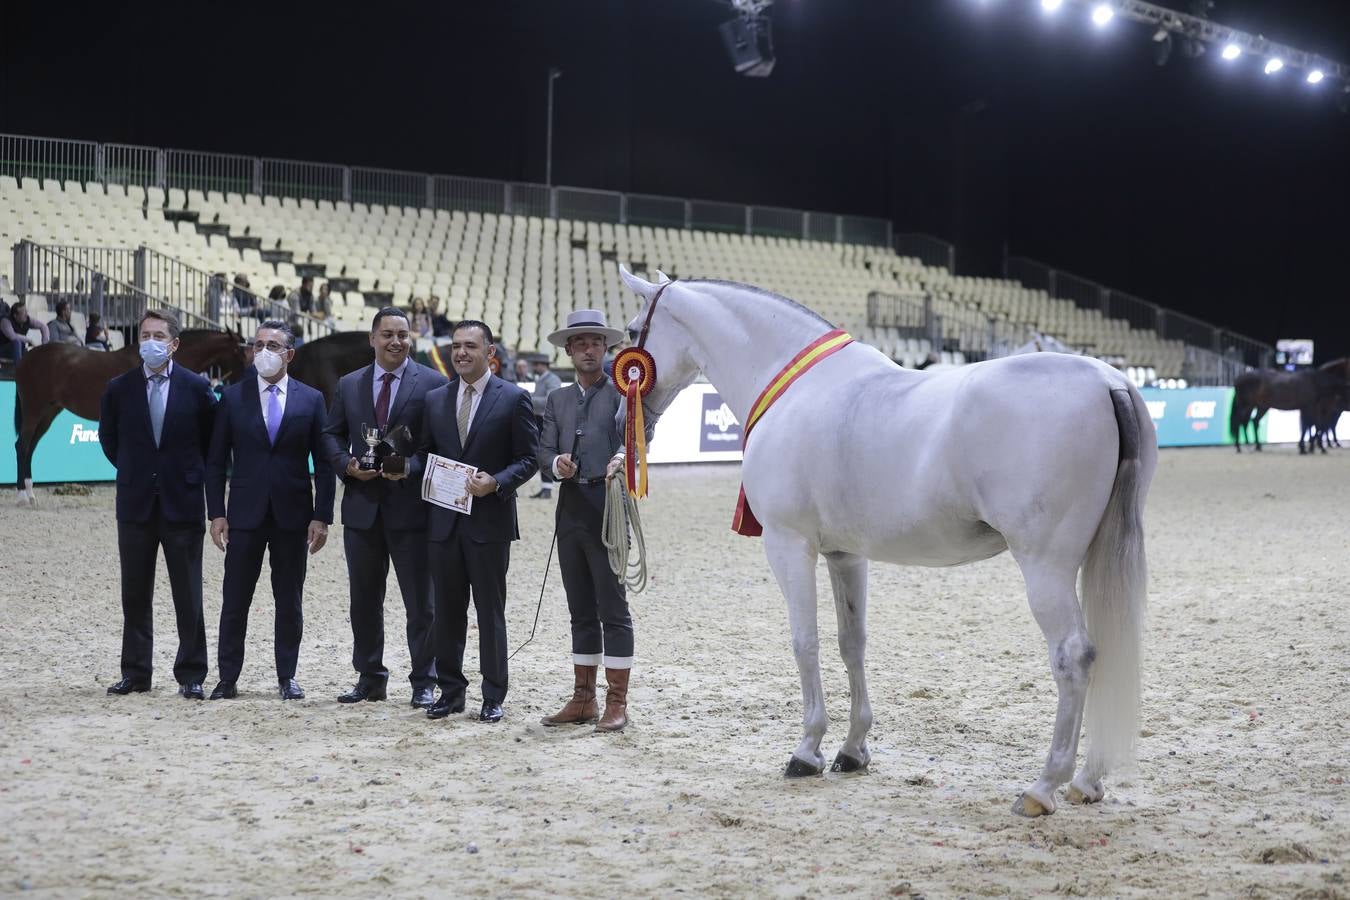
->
[3,382,1347,484]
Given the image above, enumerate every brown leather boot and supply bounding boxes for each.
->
[540,664,597,726]
[595,667,630,733]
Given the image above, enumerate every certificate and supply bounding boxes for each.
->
[422,454,476,515]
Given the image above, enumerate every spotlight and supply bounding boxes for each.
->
[1264,57,1284,75]
[1306,69,1325,84]
[1091,4,1114,27]
[1152,29,1173,67]
[1221,43,1241,61]
[1041,0,1063,12]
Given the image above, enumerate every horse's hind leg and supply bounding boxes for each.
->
[1012,560,1094,818]
[825,551,872,773]
[764,528,827,778]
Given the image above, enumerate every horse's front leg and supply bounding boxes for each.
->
[764,528,826,778]
[825,551,872,773]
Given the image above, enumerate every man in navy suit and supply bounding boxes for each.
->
[418,320,538,723]
[321,307,447,708]
[99,309,218,699]
[205,320,336,700]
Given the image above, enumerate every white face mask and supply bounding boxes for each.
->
[255,348,285,379]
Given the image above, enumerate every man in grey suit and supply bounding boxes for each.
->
[528,353,563,499]
[321,307,448,708]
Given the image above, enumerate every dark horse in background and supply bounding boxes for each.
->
[1304,358,1350,452]
[12,330,249,505]
[288,331,375,408]
[1230,358,1350,454]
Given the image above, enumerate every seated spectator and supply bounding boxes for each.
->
[312,283,333,321]
[233,275,257,317]
[288,314,308,348]
[268,285,288,317]
[288,276,316,315]
[429,295,453,338]
[49,300,84,346]
[0,300,50,364]
[85,311,111,350]
[408,296,433,338]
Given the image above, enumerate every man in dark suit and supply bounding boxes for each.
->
[419,320,538,723]
[205,320,335,700]
[321,307,448,708]
[99,309,218,699]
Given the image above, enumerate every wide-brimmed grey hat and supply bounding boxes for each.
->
[546,309,625,349]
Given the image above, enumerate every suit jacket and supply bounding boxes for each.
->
[320,361,448,531]
[418,374,539,543]
[206,375,336,531]
[99,363,217,524]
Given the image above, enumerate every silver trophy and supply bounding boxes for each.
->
[359,423,384,471]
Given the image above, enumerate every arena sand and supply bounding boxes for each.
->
[1,447,1347,898]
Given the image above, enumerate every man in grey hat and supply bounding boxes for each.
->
[537,309,653,732]
[528,352,563,499]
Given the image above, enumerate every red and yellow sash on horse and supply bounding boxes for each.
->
[731,329,853,536]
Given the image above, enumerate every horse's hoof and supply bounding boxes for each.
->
[1012,792,1055,817]
[784,756,823,778]
[1066,779,1104,805]
[830,752,868,774]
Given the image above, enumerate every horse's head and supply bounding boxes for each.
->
[618,266,703,418]
[176,328,251,383]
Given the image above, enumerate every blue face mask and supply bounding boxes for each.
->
[140,339,173,370]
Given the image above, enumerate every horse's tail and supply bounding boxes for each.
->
[1080,387,1150,781]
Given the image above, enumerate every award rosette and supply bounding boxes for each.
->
[611,347,656,497]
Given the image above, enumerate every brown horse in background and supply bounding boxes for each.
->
[1231,359,1350,454]
[13,329,248,504]
[287,330,375,408]
[1306,358,1350,450]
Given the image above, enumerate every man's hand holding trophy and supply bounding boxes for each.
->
[344,423,414,482]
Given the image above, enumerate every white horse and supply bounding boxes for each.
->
[618,268,1156,816]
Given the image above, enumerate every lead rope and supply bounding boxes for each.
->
[603,468,648,593]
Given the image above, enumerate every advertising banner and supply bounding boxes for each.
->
[0,381,118,484]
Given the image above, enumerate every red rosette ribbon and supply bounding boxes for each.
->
[611,347,656,497]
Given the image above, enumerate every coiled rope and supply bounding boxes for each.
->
[602,470,648,593]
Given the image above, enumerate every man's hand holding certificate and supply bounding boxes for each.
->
[422,454,479,515]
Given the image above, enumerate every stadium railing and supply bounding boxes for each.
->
[0,132,893,249]
[1004,255,1274,382]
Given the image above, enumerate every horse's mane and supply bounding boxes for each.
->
[683,278,832,328]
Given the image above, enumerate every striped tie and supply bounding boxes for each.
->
[457,384,474,445]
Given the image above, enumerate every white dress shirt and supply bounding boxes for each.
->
[258,373,289,432]
[457,369,493,433]
[144,361,174,404]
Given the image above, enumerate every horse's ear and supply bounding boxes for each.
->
[619,265,657,299]
[654,269,671,285]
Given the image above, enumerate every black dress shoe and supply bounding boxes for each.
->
[338,681,388,703]
[530,488,551,499]
[179,682,205,700]
[279,679,305,700]
[478,700,504,723]
[427,693,466,719]
[210,681,238,700]
[107,677,151,695]
[410,686,436,709]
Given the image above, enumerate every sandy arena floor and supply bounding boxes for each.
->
[1,446,1347,898]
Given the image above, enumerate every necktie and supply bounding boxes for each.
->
[149,374,167,447]
[375,371,394,429]
[457,383,475,445]
[266,384,282,445]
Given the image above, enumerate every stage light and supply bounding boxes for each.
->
[1091,4,1114,27]
[1221,42,1241,61]
[1152,29,1173,67]
[1264,57,1284,75]
[1041,0,1063,13]
[1306,69,1325,84]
